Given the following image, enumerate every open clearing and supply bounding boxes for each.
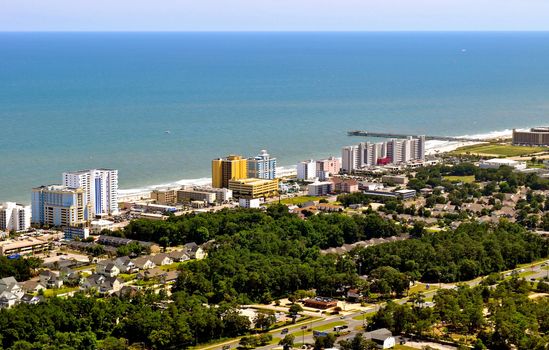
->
[452,143,548,157]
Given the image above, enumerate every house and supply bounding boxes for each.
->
[60,268,82,286]
[0,291,20,308]
[81,274,122,295]
[184,242,206,260]
[365,328,396,349]
[39,270,64,289]
[20,280,47,294]
[0,277,24,300]
[114,256,138,273]
[96,260,120,277]
[132,256,156,270]
[303,297,338,309]
[168,250,190,262]
[150,253,173,266]
[346,288,362,301]
[20,294,43,305]
[137,268,166,281]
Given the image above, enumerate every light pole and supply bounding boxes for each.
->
[301,325,307,346]
[361,311,366,329]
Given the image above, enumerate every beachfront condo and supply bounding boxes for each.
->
[212,155,248,188]
[247,150,277,180]
[31,185,89,227]
[62,169,119,217]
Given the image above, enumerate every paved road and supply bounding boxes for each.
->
[201,259,549,350]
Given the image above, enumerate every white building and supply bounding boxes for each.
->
[197,187,233,202]
[297,160,317,181]
[239,198,261,209]
[359,142,388,167]
[308,181,333,196]
[247,150,277,180]
[63,169,119,217]
[0,202,31,232]
[387,136,426,164]
[341,145,359,173]
[479,158,527,170]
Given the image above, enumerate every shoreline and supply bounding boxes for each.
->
[118,128,517,201]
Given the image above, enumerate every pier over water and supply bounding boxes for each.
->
[347,130,486,142]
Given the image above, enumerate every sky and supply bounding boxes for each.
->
[1,0,549,31]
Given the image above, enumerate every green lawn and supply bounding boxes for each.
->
[312,321,345,332]
[43,286,79,298]
[452,143,548,157]
[443,175,476,183]
[279,196,322,206]
[158,262,182,271]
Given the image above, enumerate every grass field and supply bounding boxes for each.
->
[43,286,79,298]
[443,175,476,183]
[313,321,345,332]
[279,196,322,205]
[452,143,548,157]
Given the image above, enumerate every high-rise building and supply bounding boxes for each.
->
[297,160,317,180]
[0,202,31,232]
[512,127,549,146]
[342,136,425,172]
[247,150,277,179]
[341,145,359,173]
[387,136,425,164]
[358,142,388,167]
[212,155,248,188]
[316,157,341,177]
[31,185,89,228]
[62,169,119,217]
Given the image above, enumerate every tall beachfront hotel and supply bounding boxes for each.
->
[212,155,248,188]
[0,202,31,232]
[62,169,119,217]
[31,185,89,227]
[247,150,277,180]
[341,136,426,173]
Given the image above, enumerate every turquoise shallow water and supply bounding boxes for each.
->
[1,32,549,203]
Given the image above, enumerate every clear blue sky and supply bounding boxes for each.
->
[2,0,549,31]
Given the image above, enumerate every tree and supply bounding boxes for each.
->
[279,334,295,347]
[289,304,303,315]
[338,334,378,350]
[254,311,276,331]
[314,334,336,350]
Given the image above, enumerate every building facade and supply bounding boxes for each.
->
[297,160,317,180]
[212,155,248,188]
[512,127,549,146]
[342,136,425,173]
[228,178,279,199]
[307,181,333,196]
[0,202,31,232]
[316,157,341,178]
[341,145,359,173]
[62,169,119,217]
[150,189,178,205]
[31,185,89,228]
[177,190,216,204]
[247,150,277,180]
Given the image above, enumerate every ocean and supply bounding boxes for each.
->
[1,32,549,203]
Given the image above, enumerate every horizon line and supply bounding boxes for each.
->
[2,29,549,33]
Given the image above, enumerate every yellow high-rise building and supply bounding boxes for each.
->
[211,155,248,188]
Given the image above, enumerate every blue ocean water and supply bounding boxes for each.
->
[1,32,549,203]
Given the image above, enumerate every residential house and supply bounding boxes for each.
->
[168,250,190,262]
[0,277,24,299]
[150,253,173,266]
[114,256,138,273]
[81,274,122,295]
[184,242,206,260]
[0,277,24,308]
[20,294,43,305]
[96,260,120,277]
[132,256,156,270]
[20,280,47,294]
[39,270,64,289]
